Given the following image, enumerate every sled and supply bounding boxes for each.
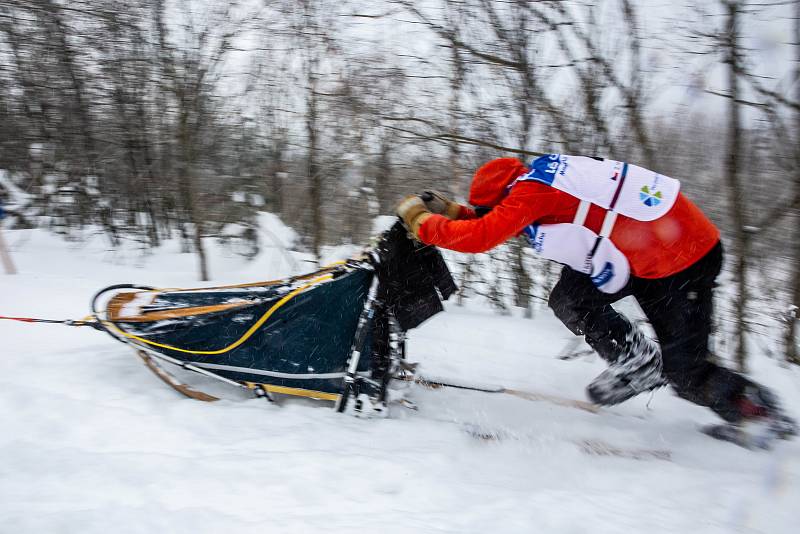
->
[90,221,457,413]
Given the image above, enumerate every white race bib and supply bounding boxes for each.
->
[522,223,630,294]
[519,154,680,222]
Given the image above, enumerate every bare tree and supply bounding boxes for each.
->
[153,0,247,280]
[784,0,800,364]
[688,0,800,370]
[722,1,750,370]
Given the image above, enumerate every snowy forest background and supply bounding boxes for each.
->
[0,0,799,370]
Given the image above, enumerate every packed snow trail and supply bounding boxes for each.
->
[1,224,799,534]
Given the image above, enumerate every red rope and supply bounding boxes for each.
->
[0,315,84,325]
[0,315,38,323]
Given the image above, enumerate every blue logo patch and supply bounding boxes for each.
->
[520,154,564,186]
[591,262,615,287]
[523,224,545,253]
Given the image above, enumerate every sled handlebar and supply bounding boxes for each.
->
[90,283,157,317]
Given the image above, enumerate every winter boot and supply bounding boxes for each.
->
[735,384,798,439]
[586,327,668,405]
[700,383,798,448]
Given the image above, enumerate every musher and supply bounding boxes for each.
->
[396,155,796,433]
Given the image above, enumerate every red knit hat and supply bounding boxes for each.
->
[468,158,529,207]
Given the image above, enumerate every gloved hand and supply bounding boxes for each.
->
[396,195,432,239]
[421,190,461,219]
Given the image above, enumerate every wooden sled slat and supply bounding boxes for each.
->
[136,350,219,402]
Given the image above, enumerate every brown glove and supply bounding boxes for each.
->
[422,190,462,219]
[396,195,433,238]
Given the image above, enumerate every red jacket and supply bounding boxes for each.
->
[417,181,720,279]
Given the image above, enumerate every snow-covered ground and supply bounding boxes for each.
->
[1,217,799,534]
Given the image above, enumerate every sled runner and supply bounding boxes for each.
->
[90,221,457,413]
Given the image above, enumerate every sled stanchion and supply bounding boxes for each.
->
[337,273,380,413]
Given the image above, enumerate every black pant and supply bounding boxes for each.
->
[549,242,750,421]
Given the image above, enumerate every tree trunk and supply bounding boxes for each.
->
[785,215,800,364]
[513,73,534,318]
[269,132,287,215]
[375,136,392,214]
[785,1,800,365]
[44,0,96,165]
[307,69,324,264]
[457,258,471,306]
[725,1,748,372]
[447,41,465,198]
[192,219,209,281]
[178,104,209,281]
[511,239,533,318]
[0,227,17,275]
